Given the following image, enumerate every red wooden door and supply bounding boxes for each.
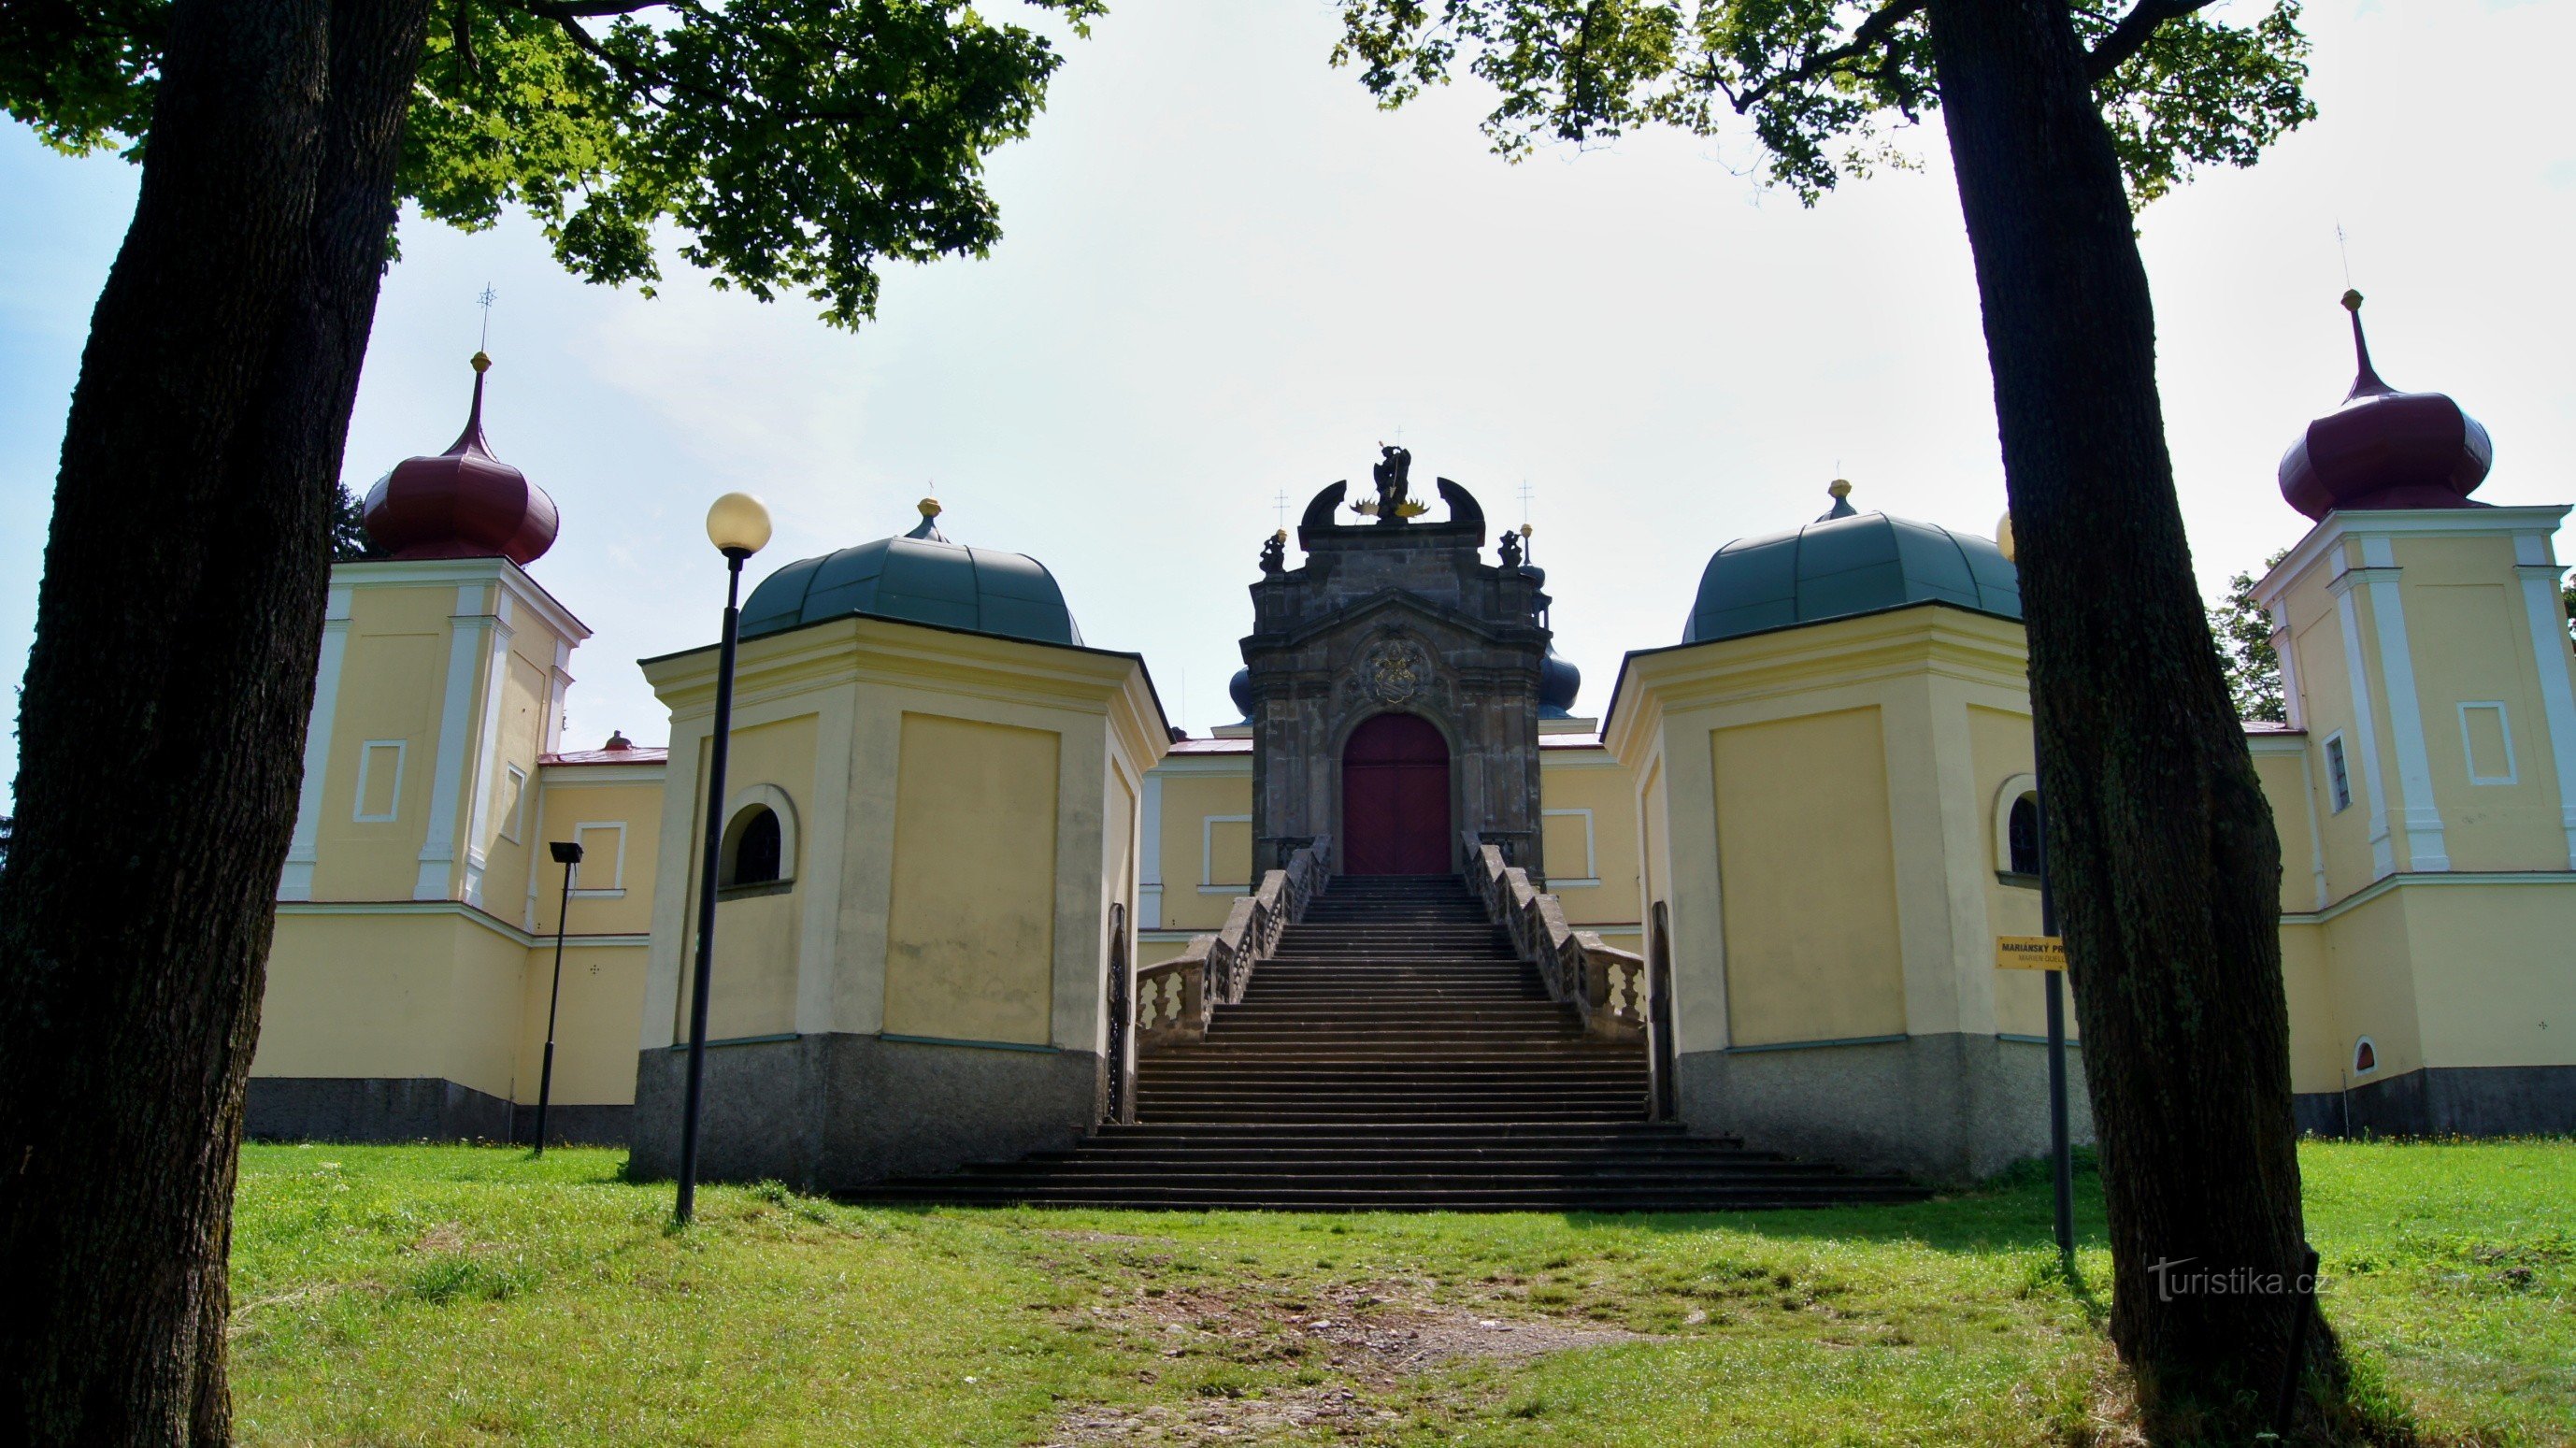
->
[1341,713,1453,875]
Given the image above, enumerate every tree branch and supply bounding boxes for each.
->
[2085,0,2218,83]
[1730,0,1926,111]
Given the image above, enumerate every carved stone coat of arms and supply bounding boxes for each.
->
[1361,638,1432,706]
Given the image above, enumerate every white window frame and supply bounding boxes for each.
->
[570,821,627,896]
[498,763,529,844]
[352,739,408,823]
[718,783,800,893]
[1991,772,2041,878]
[1541,807,1600,887]
[2456,701,2518,786]
[1200,814,1252,894]
[2352,1035,2378,1076]
[2323,732,2353,815]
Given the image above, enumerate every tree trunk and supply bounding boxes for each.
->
[0,0,430,1441]
[1924,0,2335,1439]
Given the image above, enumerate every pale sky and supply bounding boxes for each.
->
[4,0,2571,807]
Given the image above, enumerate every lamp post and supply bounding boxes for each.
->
[675,491,773,1226]
[1999,513,2078,1271]
[533,839,584,1156]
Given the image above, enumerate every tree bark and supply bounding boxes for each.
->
[1924,0,2332,1439]
[0,0,430,1441]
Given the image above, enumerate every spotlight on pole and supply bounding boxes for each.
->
[533,839,584,1156]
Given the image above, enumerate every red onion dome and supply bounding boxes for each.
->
[2278,291,2493,522]
[361,352,559,565]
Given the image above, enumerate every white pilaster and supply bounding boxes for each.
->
[2356,538,2447,870]
[2329,568,2397,880]
[2514,549,2576,867]
[2267,597,2306,731]
[459,591,517,909]
[278,585,353,900]
[416,583,494,900]
[1138,772,1164,928]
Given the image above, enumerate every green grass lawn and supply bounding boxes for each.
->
[226,1139,2572,1446]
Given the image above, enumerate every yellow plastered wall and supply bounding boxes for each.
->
[882,712,1062,1045]
[1155,771,1253,930]
[2278,922,2341,1092]
[671,712,820,1041]
[1966,703,2054,1039]
[258,912,532,1102]
[2397,536,2569,871]
[256,914,462,1081]
[2401,884,2576,1069]
[2250,745,2325,916]
[528,776,664,937]
[2313,889,2425,1083]
[313,584,456,898]
[512,943,651,1105]
[1710,707,1908,1047]
[2285,583,2383,899]
[1539,749,1642,926]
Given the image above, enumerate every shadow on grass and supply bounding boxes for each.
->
[1534,1150,2109,1255]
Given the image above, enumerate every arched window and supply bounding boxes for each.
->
[729,807,782,885]
[2353,1037,2377,1075]
[716,784,797,895]
[2007,794,2042,878]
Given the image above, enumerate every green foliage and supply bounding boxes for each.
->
[226,1140,2573,1443]
[1,0,1106,326]
[2208,548,2289,724]
[331,481,385,565]
[2562,574,2573,645]
[1331,0,2316,208]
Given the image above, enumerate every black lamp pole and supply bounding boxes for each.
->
[533,839,584,1156]
[2037,781,2076,1271]
[675,548,749,1226]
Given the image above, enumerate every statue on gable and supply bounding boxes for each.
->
[1370,444,1412,523]
[1259,529,1287,574]
[1497,530,1523,569]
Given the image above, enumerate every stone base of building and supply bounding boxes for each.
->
[1675,1033,2095,1184]
[2295,1065,2576,1139]
[627,1033,1102,1190]
[247,1075,514,1143]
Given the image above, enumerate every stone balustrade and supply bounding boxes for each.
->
[1133,835,1331,1054]
[1464,833,1647,1043]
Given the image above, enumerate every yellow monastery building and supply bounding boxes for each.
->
[250,304,2576,1192]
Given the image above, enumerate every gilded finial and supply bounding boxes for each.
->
[1519,522,1534,537]
[1272,528,1288,542]
[1829,479,1852,499]
[2341,288,2364,314]
[918,496,942,518]
[1819,477,1858,523]
[470,351,492,374]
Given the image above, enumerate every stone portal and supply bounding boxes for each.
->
[1242,464,1551,877]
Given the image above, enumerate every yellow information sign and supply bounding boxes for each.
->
[1996,936,2068,971]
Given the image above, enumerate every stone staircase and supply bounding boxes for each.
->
[862,874,1925,1211]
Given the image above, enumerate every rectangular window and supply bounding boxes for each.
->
[572,822,626,894]
[2458,702,2517,785]
[498,765,528,843]
[353,740,406,823]
[2324,734,2352,814]
[1541,808,1598,885]
[1202,816,1252,891]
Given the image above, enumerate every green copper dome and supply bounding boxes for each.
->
[738,501,1082,647]
[1683,487,2020,645]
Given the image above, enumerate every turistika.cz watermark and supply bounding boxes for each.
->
[2147,1257,2321,1302]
